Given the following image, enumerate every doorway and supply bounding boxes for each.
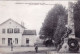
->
[8,38,12,46]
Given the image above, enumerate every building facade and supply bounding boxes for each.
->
[0,19,36,46]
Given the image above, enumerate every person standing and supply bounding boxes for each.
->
[11,42,13,51]
[35,45,38,53]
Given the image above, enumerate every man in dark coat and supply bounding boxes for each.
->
[11,42,13,51]
[35,45,38,53]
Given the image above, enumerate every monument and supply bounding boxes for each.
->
[68,2,75,38]
[59,1,79,52]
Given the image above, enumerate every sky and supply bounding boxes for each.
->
[0,1,76,35]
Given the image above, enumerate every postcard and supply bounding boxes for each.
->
[0,0,79,54]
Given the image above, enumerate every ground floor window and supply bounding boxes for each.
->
[2,38,5,44]
[15,38,18,44]
[26,38,29,44]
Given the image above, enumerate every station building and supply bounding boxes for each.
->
[0,19,36,46]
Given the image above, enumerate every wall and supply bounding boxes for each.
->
[22,35,37,46]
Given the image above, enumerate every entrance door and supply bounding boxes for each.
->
[8,38,12,46]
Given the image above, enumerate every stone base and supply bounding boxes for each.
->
[69,34,75,38]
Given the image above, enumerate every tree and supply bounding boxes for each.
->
[73,0,80,38]
[39,4,67,43]
[54,15,67,43]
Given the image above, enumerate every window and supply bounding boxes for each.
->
[2,38,5,44]
[26,38,29,44]
[2,29,5,33]
[14,28,20,33]
[15,38,18,44]
[7,28,13,33]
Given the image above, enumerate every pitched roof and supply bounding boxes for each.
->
[22,30,36,35]
[0,18,25,28]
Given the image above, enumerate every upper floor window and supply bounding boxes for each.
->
[2,29,5,33]
[7,28,13,33]
[14,28,20,33]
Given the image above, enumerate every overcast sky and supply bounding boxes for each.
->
[0,1,75,35]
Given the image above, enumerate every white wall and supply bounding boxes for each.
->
[22,35,37,46]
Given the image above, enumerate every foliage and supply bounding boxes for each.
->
[39,4,67,43]
[73,1,80,38]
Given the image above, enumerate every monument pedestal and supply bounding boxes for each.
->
[69,34,75,38]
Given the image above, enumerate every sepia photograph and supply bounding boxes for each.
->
[0,0,80,54]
